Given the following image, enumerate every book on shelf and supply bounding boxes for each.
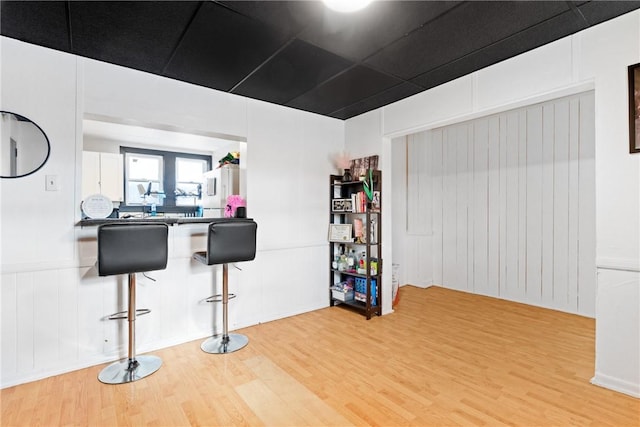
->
[333,183,342,198]
[353,218,364,240]
[354,277,377,306]
[350,191,368,213]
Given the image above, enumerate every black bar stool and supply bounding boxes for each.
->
[97,223,169,384]
[193,218,257,354]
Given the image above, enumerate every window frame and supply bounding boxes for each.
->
[120,146,212,212]
[124,151,164,206]
[174,156,210,206]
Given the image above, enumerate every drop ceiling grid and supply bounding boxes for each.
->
[231,39,354,106]
[162,2,292,92]
[69,1,201,75]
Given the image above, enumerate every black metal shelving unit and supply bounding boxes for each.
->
[329,172,382,319]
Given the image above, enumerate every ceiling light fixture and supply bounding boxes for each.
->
[323,0,372,13]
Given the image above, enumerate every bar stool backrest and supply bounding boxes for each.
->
[205,219,257,265]
[98,223,169,277]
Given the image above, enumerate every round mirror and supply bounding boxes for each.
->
[1,111,50,178]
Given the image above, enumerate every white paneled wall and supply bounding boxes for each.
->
[406,92,596,316]
[1,37,342,388]
[0,241,329,387]
[1,260,214,385]
[593,269,640,397]
[402,132,433,288]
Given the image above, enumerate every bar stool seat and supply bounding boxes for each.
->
[193,218,257,354]
[97,222,168,384]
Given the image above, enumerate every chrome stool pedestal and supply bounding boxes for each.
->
[200,264,249,354]
[98,272,162,384]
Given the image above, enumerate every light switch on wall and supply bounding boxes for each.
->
[45,174,58,191]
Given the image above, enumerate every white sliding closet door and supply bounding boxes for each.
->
[406,91,595,316]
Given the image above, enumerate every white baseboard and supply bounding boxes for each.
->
[596,257,640,273]
[0,301,329,390]
[401,280,433,289]
[591,373,640,398]
[0,331,212,389]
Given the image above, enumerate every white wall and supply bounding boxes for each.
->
[405,92,596,315]
[593,269,640,397]
[0,37,344,388]
[345,11,640,397]
[390,136,409,289]
[0,39,78,272]
[344,110,394,315]
[390,134,434,290]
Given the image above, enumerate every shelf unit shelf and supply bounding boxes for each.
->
[330,269,381,279]
[332,299,370,311]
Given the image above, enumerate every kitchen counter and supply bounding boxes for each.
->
[77,217,216,227]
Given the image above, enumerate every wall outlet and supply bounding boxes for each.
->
[45,175,58,191]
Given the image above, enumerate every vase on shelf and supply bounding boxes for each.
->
[342,169,352,182]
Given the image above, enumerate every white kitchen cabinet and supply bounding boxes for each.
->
[82,151,123,202]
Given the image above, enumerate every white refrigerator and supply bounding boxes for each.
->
[202,164,239,217]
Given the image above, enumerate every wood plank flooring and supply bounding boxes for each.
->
[2,286,638,426]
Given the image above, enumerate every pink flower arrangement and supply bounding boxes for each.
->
[225,194,246,218]
[333,150,351,171]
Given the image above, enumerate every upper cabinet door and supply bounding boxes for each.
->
[82,151,100,199]
[82,151,124,202]
[99,153,124,202]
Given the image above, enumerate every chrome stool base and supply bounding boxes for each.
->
[98,355,162,384]
[201,333,248,354]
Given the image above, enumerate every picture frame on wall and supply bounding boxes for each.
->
[332,198,352,212]
[628,62,640,153]
[350,155,379,180]
[353,218,364,243]
[371,191,381,211]
[328,224,352,242]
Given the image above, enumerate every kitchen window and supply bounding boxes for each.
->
[121,146,212,210]
[175,157,208,206]
[124,152,164,205]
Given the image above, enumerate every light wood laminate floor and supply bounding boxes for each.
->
[2,286,638,426]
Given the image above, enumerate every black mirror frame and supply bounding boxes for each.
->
[0,111,51,178]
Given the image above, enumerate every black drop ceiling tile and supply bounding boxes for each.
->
[329,82,425,120]
[218,0,322,39]
[0,1,70,52]
[233,39,352,105]
[286,65,403,115]
[299,1,461,62]
[365,1,570,80]
[164,2,290,92]
[69,1,200,75]
[578,1,640,26]
[411,9,587,90]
